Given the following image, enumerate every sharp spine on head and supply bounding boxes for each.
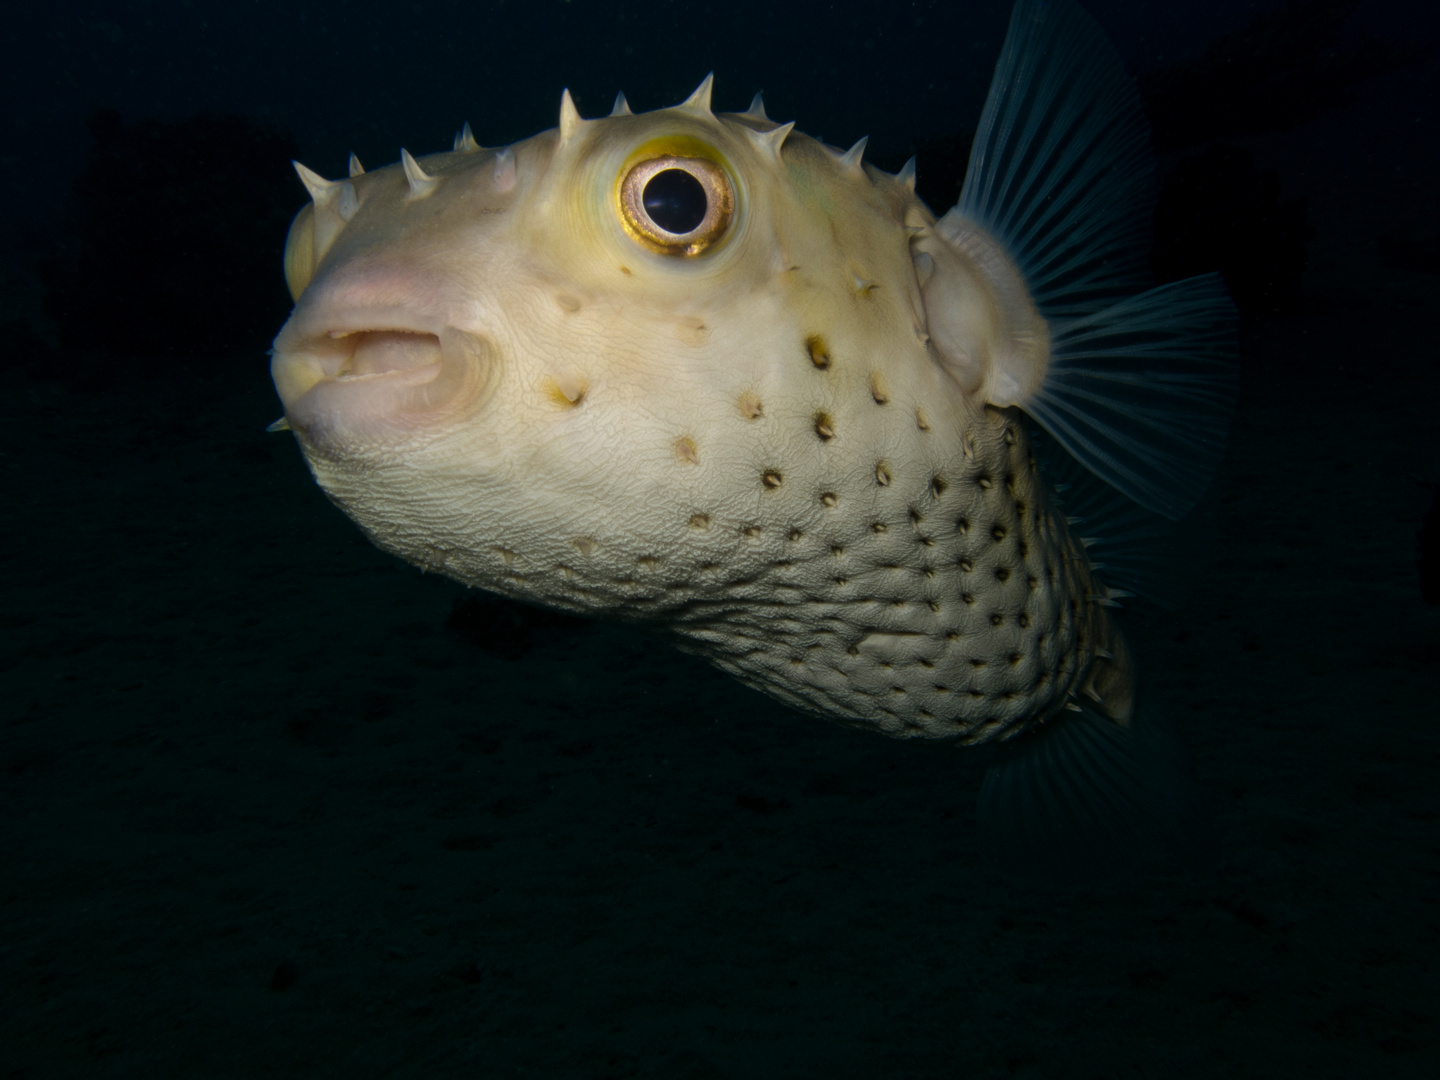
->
[839,136,868,171]
[294,162,359,221]
[348,153,364,177]
[454,122,481,153]
[896,156,917,191]
[558,89,584,143]
[610,91,632,117]
[493,147,517,192]
[679,73,714,115]
[266,417,291,433]
[400,149,439,199]
[294,161,339,205]
[740,92,769,122]
[744,121,795,161]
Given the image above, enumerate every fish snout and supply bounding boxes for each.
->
[271,313,499,449]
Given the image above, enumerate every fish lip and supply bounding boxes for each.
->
[275,302,447,376]
[271,303,496,445]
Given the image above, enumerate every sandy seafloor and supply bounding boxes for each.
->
[3,56,1440,1080]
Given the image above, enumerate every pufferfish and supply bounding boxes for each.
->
[270,0,1237,882]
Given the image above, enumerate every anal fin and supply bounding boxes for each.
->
[976,702,1217,889]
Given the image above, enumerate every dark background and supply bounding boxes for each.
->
[2,1,1438,1077]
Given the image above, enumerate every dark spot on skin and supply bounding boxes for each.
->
[814,411,835,440]
[763,470,783,489]
[992,525,1007,541]
[931,475,948,497]
[806,334,832,369]
[995,567,1011,583]
[869,371,890,403]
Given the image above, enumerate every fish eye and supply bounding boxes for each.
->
[618,155,734,256]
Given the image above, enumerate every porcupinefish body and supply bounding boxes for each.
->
[270,0,1237,881]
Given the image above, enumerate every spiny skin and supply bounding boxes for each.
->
[272,97,1134,745]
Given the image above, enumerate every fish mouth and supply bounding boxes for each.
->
[271,306,496,447]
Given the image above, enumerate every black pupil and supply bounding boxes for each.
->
[642,169,708,235]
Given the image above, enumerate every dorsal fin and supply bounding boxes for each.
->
[957,0,1153,319]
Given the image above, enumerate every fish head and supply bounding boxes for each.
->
[270,82,1050,618]
[272,90,886,593]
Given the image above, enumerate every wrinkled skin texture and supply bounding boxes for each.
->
[272,91,1133,745]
